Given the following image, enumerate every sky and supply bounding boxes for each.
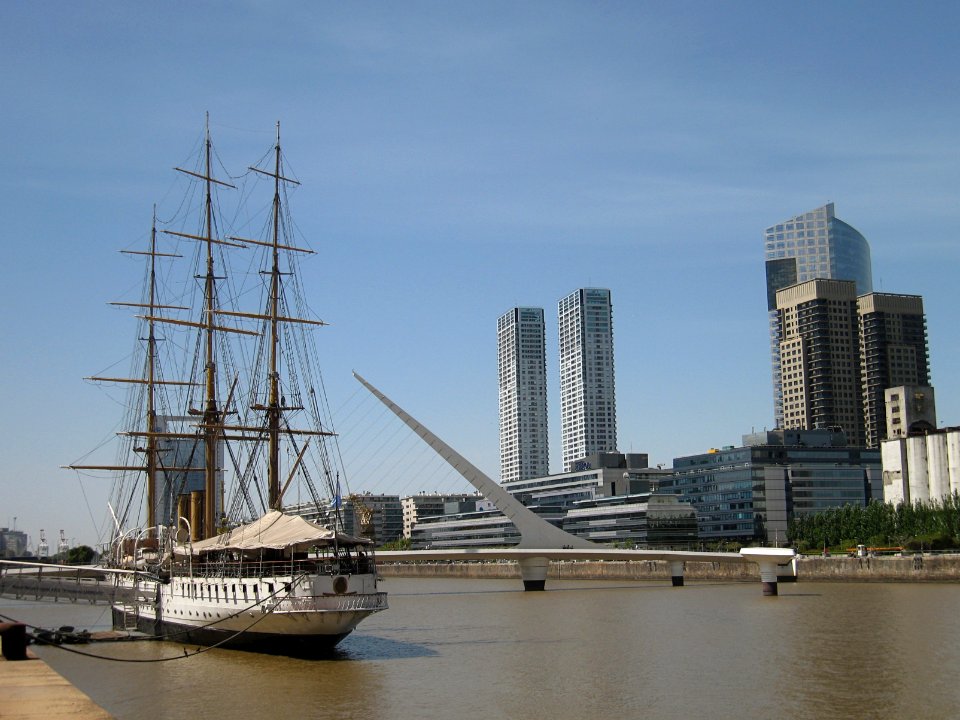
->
[1,1,958,549]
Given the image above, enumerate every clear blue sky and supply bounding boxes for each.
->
[2,2,958,548]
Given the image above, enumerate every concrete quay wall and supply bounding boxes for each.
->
[0,654,114,719]
[795,553,960,582]
[378,560,758,582]
[378,554,960,583]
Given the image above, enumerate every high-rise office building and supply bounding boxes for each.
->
[776,279,865,446]
[764,203,873,427]
[558,289,617,471]
[858,293,930,447]
[498,307,548,483]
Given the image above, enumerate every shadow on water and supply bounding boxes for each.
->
[773,591,824,598]
[155,632,442,662]
[331,633,439,660]
[30,632,440,664]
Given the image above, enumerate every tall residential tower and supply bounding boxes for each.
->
[776,279,864,447]
[858,293,930,447]
[558,289,617,471]
[765,203,872,428]
[498,307,549,483]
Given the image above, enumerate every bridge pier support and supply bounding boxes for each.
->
[778,556,798,584]
[669,560,684,587]
[739,548,796,596]
[757,561,779,596]
[518,557,549,591]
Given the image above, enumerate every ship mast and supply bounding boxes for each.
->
[64,211,193,537]
[162,116,251,538]
[230,122,333,512]
[267,122,282,509]
[145,207,159,531]
[201,117,222,537]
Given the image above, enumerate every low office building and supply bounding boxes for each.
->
[506,452,669,509]
[562,493,698,548]
[411,499,519,549]
[666,430,881,545]
[401,492,484,539]
[411,453,681,548]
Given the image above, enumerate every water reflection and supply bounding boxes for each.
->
[6,579,960,720]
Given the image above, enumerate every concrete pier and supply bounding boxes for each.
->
[518,557,549,591]
[0,652,113,719]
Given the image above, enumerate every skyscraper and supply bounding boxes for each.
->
[765,203,873,427]
[558,288,617,471]
[498,307,548,483]
[858,293,930,447]
[776,279,865,446]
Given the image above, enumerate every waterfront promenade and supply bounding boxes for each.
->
[0,653,114,719]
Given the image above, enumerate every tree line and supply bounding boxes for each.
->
[788,492,960,552]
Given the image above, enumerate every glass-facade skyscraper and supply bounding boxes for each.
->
[765,203,873,428]
[498,307,548,483]
[558,288,617,471]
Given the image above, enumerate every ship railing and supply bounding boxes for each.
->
[170,558,373,580]
[268,591,388,614]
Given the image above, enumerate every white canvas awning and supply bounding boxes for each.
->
[174,511,370,556]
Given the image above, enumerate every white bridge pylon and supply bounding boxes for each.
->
[354,372,794,595]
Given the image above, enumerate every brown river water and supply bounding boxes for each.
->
[4,577,959,719]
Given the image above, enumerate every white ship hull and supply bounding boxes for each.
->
[113,567,387,653]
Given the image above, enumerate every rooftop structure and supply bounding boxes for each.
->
[885,385,937,441]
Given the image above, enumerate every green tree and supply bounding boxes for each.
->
[379,537,412,551]
[789,496,960,551]
[65,545,96,564]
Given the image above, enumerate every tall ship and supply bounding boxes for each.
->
[67,119,387,653]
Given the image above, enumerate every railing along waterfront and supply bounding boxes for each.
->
[0,560,117,604]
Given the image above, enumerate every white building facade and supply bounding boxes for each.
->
[881,428,960,505]
[558,289,617,471]
[498,307,549,483]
